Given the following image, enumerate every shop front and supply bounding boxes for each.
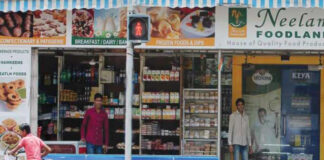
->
[0,0,323,160]
[232,56,324,160]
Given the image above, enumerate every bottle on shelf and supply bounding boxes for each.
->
[72,66,77,82]
[53,72,57,85]
[67,67,71,83]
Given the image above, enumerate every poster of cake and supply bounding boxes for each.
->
[144,7,215,47]
[71,8,127,45]
[0,10,66,45]
[0,47,30,158]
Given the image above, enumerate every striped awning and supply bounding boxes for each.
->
[0,0,323,12]
[0,0,128,12]
[135,0,324,8]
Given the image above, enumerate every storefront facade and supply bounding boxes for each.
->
[0,0,323,160]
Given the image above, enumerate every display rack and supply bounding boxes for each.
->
[59,55,100,141]
[38,55,59,141]
[182,89,220,156]
[140,55,182,155]
[102,55,140,154]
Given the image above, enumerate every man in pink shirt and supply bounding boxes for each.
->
[81,93,109,154]
[9,123,52,160]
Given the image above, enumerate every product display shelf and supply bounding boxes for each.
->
[59,56,100,141]
[38,55,59,141]
[182,89,220,156]
[104,55,141,154]
[140,56,182,155]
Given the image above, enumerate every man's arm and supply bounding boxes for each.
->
[8,145,23,155]
[247,118,253,154]
[41,143,52,157]
[228,114,234,153]
[81,110,89,142]
[228,114,234,145]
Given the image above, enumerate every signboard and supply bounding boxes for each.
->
[216,7,324,49]
[1,7,324,50]
[143,7,215,47]
[0,11,66,45]
[0,47,31,158]
[71,8,127,46]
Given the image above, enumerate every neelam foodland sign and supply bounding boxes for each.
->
[216,7,324,50]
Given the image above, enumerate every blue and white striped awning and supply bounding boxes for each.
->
[135,0,324,8]
[1,0,324,12]
[0,0,128,12]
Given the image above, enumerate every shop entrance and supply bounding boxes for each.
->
[242,65,319,160]
[232,56,324,160]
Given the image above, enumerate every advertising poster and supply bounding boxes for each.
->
[0,47,31,159]
[242,65,281,160]
[145,7,215,47]
[0,10,66,45]
[216,7,324,49]
[71,8,127,45]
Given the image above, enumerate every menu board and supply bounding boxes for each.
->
[0,11,66,45]
[0,47,31,158]
[71,8,127,45]
[145,7,215,47]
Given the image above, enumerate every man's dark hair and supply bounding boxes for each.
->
[236,98,245,106]
[19,123,31,134]
[258,108,267,114]
[94,93,103,100]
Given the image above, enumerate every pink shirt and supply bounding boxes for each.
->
[81,107,109,146]
[18,134,45,160]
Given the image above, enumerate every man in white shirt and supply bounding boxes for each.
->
[252,108,277,153]
[228,98,253,160]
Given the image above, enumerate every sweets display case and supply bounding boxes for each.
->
[182,89,220,156]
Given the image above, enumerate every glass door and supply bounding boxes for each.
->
[242,65,320,160]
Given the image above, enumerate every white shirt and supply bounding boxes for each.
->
[228,111,252,146]
[252,117,277,152]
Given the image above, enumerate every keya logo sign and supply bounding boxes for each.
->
[229,8,247,38]
[252,70,273,85]
[292,72,311,80]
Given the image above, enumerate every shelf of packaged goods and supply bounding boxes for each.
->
[183,99,217,102]
[104,105,140,107]
[185,112,218,115]
[141,119,180,121]
[144,81,180,84]
[184,126,218,129]
[184,139,217,142]
[142,103,180,105]
[142,135,180,137]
